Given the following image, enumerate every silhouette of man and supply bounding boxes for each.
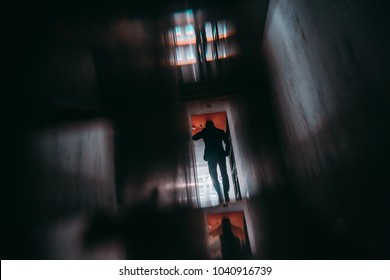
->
[192,120,230,204]
[220,218,243,259]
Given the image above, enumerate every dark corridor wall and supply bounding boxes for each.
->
[263,0,390,258]
[2,2,200,259]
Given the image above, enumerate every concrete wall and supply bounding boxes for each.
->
[3,119,117,259]
[3,8,205,258]
[263,0,389,257]
[28,120,117,216]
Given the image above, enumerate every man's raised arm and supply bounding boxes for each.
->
[192,130,203,141]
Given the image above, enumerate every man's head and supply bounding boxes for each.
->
[221,218,233,234]
[205,120,215,128]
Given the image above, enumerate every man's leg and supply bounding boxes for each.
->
[208,159,223,203]
[218,157,230,203]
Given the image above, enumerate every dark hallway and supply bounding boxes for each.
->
[2,0,389,259]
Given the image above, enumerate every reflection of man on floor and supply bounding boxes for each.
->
[220,218,243,259]
[192,120,230,204]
